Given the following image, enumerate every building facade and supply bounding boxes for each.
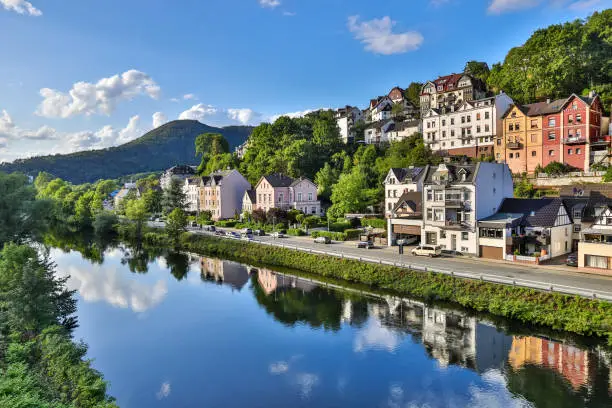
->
[160,165,197,190]
[248,174,322,215]
[384,167,427,217]
[335,106,363,144]
[424,93,513,159]
[183,177,200,213]
[421,162,513,255]
[420,73,487,117]
[388,120,421,143]
[198,169,251,220]
[364,119,394,144]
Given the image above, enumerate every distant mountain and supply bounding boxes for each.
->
[0,120,253,184]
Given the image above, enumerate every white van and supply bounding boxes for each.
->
[411,245,442,257]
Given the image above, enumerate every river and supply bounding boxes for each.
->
[49,243,612,408]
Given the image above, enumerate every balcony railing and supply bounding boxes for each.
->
[507,142,522,149]
[564,136,586,145]
[444,199,463,207]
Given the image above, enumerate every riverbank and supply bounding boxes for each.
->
[143,230,612,345]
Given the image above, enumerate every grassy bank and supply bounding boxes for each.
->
[145,231,612,345]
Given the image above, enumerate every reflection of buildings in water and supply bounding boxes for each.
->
[508,336,594,390]
[199,257,249,291]
[256,268,317,296]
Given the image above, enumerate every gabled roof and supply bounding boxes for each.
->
[365,119,394,131]
[261,173,294,188]
[165,165,197,175]
[289,177,316,188]
[497,198,566,227]
[392,191,422,214]
[423,163,478,184]
[244,189,256,203]
[388,166,426,184]
[393,120,420,131]
[503,93,600,119]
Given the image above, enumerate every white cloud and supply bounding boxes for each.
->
[156,382,171,400]
[183,93,196,100]
[347,16,423,55]
[179,103,263,126]
[152,112,168,128]
[269,361,289,374]
[268,108,325,123]
[283,11,296,16]
[0,109,58,141]
[170,97,180,103]
[57,262,168,313]
[67,115,144,151]
[353,315,404,353]
[259,0,281,8]
[295,373,319,398]
[37,69,160,118]
[488,0,541,13]
[568,0,602,9]
[0,137,7,149]
[0,0,42,16]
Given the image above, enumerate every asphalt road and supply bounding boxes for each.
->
[150,222,612,300]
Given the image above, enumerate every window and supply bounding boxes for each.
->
[427,122,430,129]
[442,119,446,126]
[509,153,514,158]
[461,232,469,240]
[496,153,500,159]
[515,123,520,130]
[451,142,455,147]
[568,114,574,123]
[530,134,537,142]
[576,148,581,154]
[451,130,455,137]
[442,131,446,137]
[450,118,455,125]
[573,225,581,233]
[308,192,313,201]
[311,207,316,214]
[568,149,572,155]
[531,151,536,157]
[461,116,465,124]
[427,190,433,201]
[585,255,608,269]
[508,123,514,131]
[279,193,284,202]
[297,192,302,201]
[549,150,555,156]
[477,126,481,133]
[572,102,578,110]
[476,113,481,120]
[530,119,537,128]
[516,153,520,158]
[435,191,444,201]
[485,124,490,132]
[485,112,490,119]
[434,208,444,221]
[576,129,582,137]
[576,113,582,122]
[497,139,501,146]
[440,230,446,239]
[548,118,556,127]
[467,116,471,123]
[565,228,569,237]
[548,132,555,140]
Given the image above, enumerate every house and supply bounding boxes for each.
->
[200,257,250,291]
[249,173,322,215]
[477,198,572,262]
[499,92,604,174]
[198,169,251,221]
[235,141,249,159]
[242,189,256,214]
[183,177,200,213]
[388,86,416,118]
[388,120,421,143]
[421,162,513,255]
[371,99,393,122]
[423,93,513,159]
[113,182,140,208]
[160,165,197,190]
[335,106,363,143]
[386,191,424,246]
[419,73,487,117]
[364,119,394,144]
[578,206,612,271]
[383,166,427,217]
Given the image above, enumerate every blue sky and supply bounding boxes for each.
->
[0,0,610,162]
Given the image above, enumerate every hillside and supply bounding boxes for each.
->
[0,120,253,184]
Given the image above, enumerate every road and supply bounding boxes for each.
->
[151,222,612,301]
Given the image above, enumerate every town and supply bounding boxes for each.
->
[112,74,611,276]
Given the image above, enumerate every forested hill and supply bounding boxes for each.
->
[0,120,253,184]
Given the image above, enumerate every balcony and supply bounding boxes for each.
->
[507,142,522,149]
[564,136,586,145]
[590,136,611,147]
[442,220,472,230]
[444,199,463,208]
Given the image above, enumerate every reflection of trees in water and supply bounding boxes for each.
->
[165,252,189,281]
[251,273,371,332]
[44,225,117,264]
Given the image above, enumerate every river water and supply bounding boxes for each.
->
[49,244,612,408]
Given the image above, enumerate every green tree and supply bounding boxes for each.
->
[195,133,230,173]
[142,188,163,214]
[93,211,119,236]
[0,172,52,247]
[514,177,535,198]
[404,82,423,110]
[162,177,187,214]
[74,191,95,226]
[464,60,490,82]
[166,208,188,244]
[391,102,405,117]
[125,198,149,239]
[328,168,378,218]
[314,162,339,201]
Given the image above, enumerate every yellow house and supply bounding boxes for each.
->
[501,104,529,174]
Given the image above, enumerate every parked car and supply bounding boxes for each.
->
[253,229,265,236]
[191,221,198,227]
[241,228,253,235]
[396,236,418,246]
[271,232,285,238]
[357,240,374,249]
[566,252,578,267]
[411,245,442,257]
[229,232,241,239]
[314,236,331,244]
[215,230,225,236]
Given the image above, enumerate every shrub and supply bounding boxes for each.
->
[361,218,386,229]
[344,229,362,240]
[311,231,347,241]
[329,222,352,232]
[215,220,237,228]
[287,228,306,236]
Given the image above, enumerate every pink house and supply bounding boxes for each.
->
[244,173,322,215]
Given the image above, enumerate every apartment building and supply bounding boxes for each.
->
[383,166,427,217]
[199,169,251,220]
[160,165,197,190]
[183,177,200,213]
[420,73,487,117]
[499,92,604,174]
[335,106,363,144]
[247,173,322,215]
[364,119,394,144]
[421,162,513,255]
[423,93,513,159]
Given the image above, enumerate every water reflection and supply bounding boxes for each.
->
[49,245,612,407]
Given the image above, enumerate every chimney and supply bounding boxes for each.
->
[546,98,551,104]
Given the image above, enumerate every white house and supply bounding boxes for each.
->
[423,93,514,159]
[371,99,393,122]
[421,162,514,255]
[419,73,487,117]
[388,120,421,143]
[183,177,200,214]
[384,166,427,217]
[364,120,394,144]
[335,106,363,144]
[160,165,197,190]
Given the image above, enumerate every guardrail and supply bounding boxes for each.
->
[157,224,612,302]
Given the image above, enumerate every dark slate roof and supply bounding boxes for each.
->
[262,173,294,188]
[366,119,393,130]
[392,191,422,213]
[289,177,315,187]
[245,189,256,203]
[166,165,197,176]
[497,198,565,227]
[423,163,478,184]
[389,166,426,183]
[394,120,420,131]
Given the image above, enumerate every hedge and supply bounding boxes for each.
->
[157,232,612,345]
[311,231,347,241]
[329,222,352,232]
[214,220,237,228]
[361,218,387,229]
[287,228,306,236]
[344,229,361,240]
